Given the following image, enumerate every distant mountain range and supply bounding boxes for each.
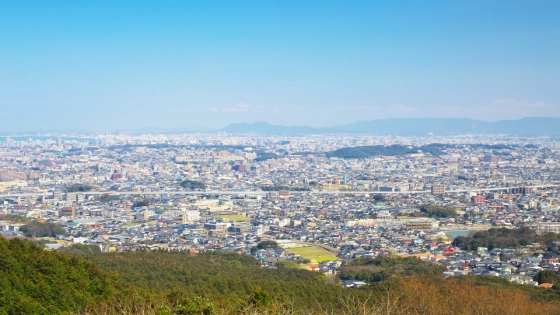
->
[221,117,560,136]
[5,118,558,136]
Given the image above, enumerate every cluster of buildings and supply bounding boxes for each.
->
[1,133,560,285]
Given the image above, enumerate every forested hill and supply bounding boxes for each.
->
[0,237,353,314]
[453,226,560,251]
[327,144,445,159]
[2,236,560,314]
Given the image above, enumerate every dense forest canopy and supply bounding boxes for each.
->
[83,250,345,309]
[0,237,116,314]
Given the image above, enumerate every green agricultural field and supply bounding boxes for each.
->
[216,214,251,222]
[286,246,338,263]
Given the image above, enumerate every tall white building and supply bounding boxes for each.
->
[182,208,200,223]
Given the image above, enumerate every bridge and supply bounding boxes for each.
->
[0,184,557,199]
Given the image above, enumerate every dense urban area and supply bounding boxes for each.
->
[3,133,560,314]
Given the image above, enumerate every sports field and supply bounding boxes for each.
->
[286,246,338,263]
[216,214,250,222]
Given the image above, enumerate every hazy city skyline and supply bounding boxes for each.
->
[1,1,559,132]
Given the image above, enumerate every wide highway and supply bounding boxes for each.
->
[0,184,557,198]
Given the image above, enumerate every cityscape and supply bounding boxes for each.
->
[2,0,560,314]
[2,133,560,287]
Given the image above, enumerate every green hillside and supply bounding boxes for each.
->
[1,236,560,315]
[83,250,348,309]
[0,237,117,314]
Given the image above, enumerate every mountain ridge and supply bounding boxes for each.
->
[221,117,560,136]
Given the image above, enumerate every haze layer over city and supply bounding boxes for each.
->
[2,1,560,315]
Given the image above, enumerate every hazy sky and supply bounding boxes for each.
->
[1,1,559,132]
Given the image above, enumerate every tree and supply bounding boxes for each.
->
[98,194,121,202]
[180,180,206,190]
[19,222,66,237]
[249,287,272,307]
[132,199,150,209]
[534,270,560,284]
[1,214,29,224]
[65,184,93,192]
[257,240,279,250]
[418,205,457,218]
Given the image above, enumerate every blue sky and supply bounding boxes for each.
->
[0,1,559,132]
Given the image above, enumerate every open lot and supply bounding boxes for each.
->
[286,246,338,263]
